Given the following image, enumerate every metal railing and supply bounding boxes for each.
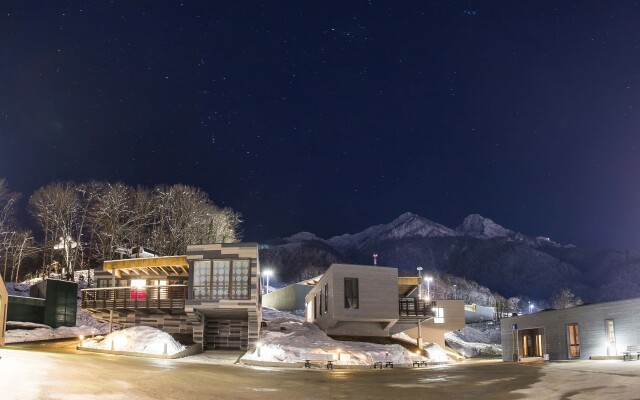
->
[81,285,187,310]
[398,297,434,317]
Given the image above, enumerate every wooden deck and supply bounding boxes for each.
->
[81,285,187,311]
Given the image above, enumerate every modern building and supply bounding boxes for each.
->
[501,298,640,361]
[0,275,7,346]
[305,264,465,349]
[81,242,262,351]
[7,279,77,329]
[464,304,496,323]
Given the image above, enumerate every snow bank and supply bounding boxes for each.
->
[6,325,104,344]
[445,322,502,358]
[243,309,446,366]
[81,326,185,355]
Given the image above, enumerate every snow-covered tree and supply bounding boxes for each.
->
[552,288,583,309]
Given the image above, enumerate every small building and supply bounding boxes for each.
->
[465,304,496,323]
[81,242,262,351]
[305,264,464,348]
[262,276,320,311]
[0,275,7,346]
[501,298,640,361]
[7,279,77,329]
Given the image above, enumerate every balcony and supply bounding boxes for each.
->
[398,297,434,317]
[81,285,187,311]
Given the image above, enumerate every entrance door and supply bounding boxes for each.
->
[567,323,580,358]
[605,319,616,356]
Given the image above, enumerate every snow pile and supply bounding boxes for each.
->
[6,325,104,343]
[445,322,502,358]
[81,326,185,355]
[244,309,445,366]
[392,332,453,362]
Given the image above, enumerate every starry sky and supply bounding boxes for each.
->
[2,1,640,249]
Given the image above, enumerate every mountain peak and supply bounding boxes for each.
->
[456,214,514,239]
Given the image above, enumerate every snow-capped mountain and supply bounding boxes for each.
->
[456,214,514,239]
[261,212,640,303]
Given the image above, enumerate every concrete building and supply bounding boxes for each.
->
[82,243,262,351]
[0,275,7,346]
[305,264,464,348]
[501,298,640,361]
[262,277,319,311]
[464,304,496,323]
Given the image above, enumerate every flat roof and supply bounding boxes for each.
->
[103,256,189,277]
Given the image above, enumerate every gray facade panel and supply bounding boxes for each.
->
[501,298,640,361]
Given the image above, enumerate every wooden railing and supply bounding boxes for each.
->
[81,285,187,310]
[399,297,434,317]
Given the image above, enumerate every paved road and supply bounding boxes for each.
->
[9,340,640,400]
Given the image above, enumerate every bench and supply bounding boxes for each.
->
[301,353,335,369]
[622,345,640,361]
[411,355,428,367]
[373,360,394,369]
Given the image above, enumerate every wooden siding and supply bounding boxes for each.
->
[0,275,7,346]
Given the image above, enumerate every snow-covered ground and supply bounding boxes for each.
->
[80,326,186,355]
[445,321,502,357]
[242,308,449,365]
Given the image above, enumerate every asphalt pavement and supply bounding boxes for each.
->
[0,340,544,400]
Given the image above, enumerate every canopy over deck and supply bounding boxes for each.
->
[103,256,189,277]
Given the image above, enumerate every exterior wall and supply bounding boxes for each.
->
[91,311,193,335]
[185,243,261,350]
[501,298,640,361]
[306,264,399,337]
[263,283,313,311]
[0,276,7,346]
[403,300,466,348]
[465,304,496,323]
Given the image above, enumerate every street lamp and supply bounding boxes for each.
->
[453,284,457,300]
[416,267,423,298]
[262,270,273,294]
[529,302,534,314]
[424,276,433,300]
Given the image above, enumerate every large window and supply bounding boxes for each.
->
[324,283,328,313]
[433,307,445,324]
[567,323,580,358]
[193,259,251,301]
[605,319,616,356]
[344,278,359,309]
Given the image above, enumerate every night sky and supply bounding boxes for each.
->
[2,2,640,249]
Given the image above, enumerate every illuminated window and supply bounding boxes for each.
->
[130,279,146,288]
[567,323,580,358]
[434,307,444,324]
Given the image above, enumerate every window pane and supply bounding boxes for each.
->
[231,260,250,300]
[193,260,211,300]
[344,278,359,309]
[212,260,230,300]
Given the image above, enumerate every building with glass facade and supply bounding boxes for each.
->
[82,243,261,351]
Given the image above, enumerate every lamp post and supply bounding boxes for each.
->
[262,270,273,294]
[416,266,423,298]
[529,301,534,314]
[453,284,457,300]
[424,276,433,300]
